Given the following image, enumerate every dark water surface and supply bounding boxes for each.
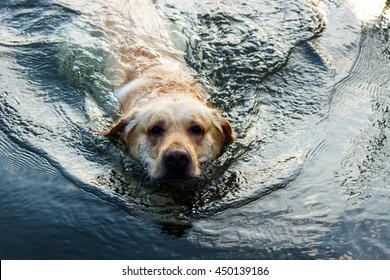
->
[1,0,389,259]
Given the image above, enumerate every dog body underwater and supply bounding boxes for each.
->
[102,0,235,180]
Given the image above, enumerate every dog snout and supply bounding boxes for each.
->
[164,149,190,168]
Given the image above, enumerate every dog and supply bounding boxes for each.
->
[102,0,236,181]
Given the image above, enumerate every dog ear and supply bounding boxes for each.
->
[213,111,236,142]
[102,111,138,137]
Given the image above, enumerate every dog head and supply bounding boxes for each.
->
[103,95,235,180]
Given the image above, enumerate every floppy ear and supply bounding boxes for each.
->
[213,111,236,142]
[101,111,138,137]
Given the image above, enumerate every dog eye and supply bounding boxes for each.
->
[190,125,204,135]
[149,125,164,136]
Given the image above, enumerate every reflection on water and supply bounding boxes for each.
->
[0,0,389,259]
[346,0,387,23]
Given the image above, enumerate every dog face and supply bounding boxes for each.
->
[103,95,235,180]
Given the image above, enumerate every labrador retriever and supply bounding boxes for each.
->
[102,0,235,180]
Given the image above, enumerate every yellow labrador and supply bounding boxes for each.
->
[102,0,235,180]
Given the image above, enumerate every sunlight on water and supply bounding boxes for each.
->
[346,0,386,22]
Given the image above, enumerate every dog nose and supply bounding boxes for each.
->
[164,149,190,168]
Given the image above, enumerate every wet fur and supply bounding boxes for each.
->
[102,0,235,180]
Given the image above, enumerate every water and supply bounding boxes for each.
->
[0,0,389,259]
